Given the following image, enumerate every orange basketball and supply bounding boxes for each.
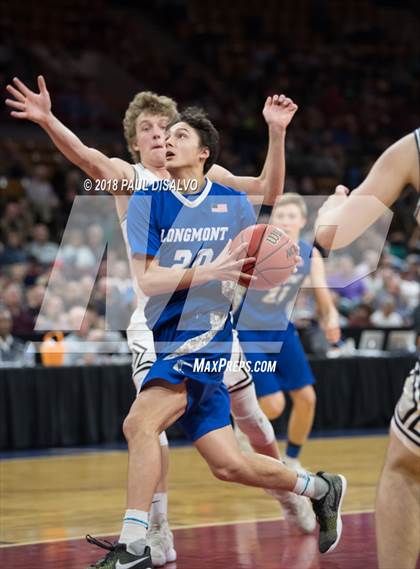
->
[231,224,299,290]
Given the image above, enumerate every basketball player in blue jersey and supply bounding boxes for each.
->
[234,193,340,471]
[79,108,347,569]
[6,76,302,565]
[316,130,420,569]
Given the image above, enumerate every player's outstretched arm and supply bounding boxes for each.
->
[132,241,256,297]
[315,133,419,249]
[5,75,133,187]
[309,248,341,344]
[208,94,298,205]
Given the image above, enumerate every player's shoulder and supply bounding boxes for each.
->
[209,180,246,197]
[132,162,160,189]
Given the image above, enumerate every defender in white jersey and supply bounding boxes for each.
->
[316,129,420,569]
[6,76,308,563]
[121,164,158,385]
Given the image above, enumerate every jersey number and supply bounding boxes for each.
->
[172,248,214,268]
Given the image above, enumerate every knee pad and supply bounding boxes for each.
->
[159,431,168,446]
[231,385,275,447]
[236,406,275,448]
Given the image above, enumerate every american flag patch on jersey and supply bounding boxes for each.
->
[211,203,228,213]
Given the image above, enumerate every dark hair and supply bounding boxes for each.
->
[176,107,220,173]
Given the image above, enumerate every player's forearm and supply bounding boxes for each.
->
[207,125,286,200]
[316,135,416,249]
[318,304,339,323]
[135,264,215,297]
[316,292,340,333]
[316,293,339,324]
[41,113,118,180]
[260,125,286,205]
[315,198,391,250]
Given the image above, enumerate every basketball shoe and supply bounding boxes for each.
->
[311,472,347,553]
[146,515,177,567]
[85,535,153,569]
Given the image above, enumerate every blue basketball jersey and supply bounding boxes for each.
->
[234,239,313,333]
[127,179,256,346]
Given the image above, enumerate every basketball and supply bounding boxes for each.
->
[231,224,300,290]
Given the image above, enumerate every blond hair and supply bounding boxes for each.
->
[123,91,179,163]
[275,192,307,217]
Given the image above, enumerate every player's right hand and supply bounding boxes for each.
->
[207,240,257,284]
[262,93,298,130]
[5,75,51,125]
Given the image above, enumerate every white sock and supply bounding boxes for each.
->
[150,492,168,521]
[120,509,149,549]
[293,471,329,499]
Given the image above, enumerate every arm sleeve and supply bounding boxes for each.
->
[127,191,161,257]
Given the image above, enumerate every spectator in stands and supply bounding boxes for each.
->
[35,295,67,331]
[371,297,404,328]
[0,307,34,366]
[0,231,28,265]
[347,303,373,328]
[399,262,420,312]
[26,224,59,265]
[60,228,96,270]
[91,275,132,331]
[373,268,410,322]
[328,255,368,303]
[23,164,59,224]
[62,305,127,365]
[61,280,86,310]
[0,200,33,243]
[62,305,99,366]
[86,224,105,258]
[2,284,32,335]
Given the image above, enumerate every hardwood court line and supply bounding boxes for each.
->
[0,508,374,548]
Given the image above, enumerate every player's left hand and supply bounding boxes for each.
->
[262,94,298,130]
[317,185,350,218]
[292,253,304,273]
[320,313,341,344]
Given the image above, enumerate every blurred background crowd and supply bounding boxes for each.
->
[0,0,419,365]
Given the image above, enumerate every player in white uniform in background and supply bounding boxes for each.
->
[315,129,420,569]
[6,76,314,563]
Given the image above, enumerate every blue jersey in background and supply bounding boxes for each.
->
[235,239,313,337]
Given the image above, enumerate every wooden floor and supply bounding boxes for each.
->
[1,435,388,545]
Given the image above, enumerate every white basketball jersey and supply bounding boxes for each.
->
[119,163,160,337]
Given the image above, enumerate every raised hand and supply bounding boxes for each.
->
[5,75,51,125]
[262,94,298,130]
[317,185,350,218]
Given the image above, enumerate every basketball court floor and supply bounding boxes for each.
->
[1,435,419,568]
